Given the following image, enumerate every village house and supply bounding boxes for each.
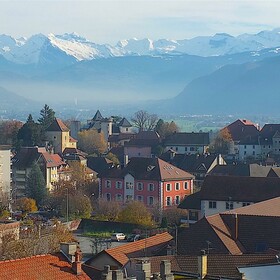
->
[178,175,280,223]
[99,157,194,209]
[85,110,134,146]
[164,132,210,155]
[45,118,77,154]
[160,151,226,187]
[85,232,173,278]
[178,197,280,256]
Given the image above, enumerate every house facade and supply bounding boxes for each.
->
[45,118,77,154]
[99,157,194,209]
[179,175,280,223]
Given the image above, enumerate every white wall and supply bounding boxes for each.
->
[238,144,261,160]
[201,200,252,216]
[165,145,206,155]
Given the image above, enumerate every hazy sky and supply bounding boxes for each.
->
[1,0,280,44]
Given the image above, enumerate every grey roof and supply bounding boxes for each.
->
[119,118,132,127]
[92,110,103,121]
[165,132,209,146]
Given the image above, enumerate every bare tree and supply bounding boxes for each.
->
[131,110,158,131]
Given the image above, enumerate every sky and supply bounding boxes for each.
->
[1,0,280,44]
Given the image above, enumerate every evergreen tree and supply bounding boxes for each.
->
[16,114,42,148]
[26,162,47,206]
[38,104,55,130]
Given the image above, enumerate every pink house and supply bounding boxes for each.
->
[100,157,194,209]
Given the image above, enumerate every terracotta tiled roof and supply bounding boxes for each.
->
[206,215,244,255]
[100,157,194,181]
[69,136,78,142]
[222,197,280,217]
[104,232,173,266]
[0,253,90,279]
[41,153,65,168]
[46,118,70,132]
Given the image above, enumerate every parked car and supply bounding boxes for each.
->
[111,233,126,241]
[126,234,141,242]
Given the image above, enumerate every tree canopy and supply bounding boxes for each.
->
[78,129,107,155]
[16,114,42,148]
[117,201,153,227]
[156,119,179,138]
[26,162,47,206]
[38,104,55,130]
[209,128,233,154]
[131,110,158,131]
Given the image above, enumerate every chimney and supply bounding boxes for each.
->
[60,242,77,262]
[233,213,238,240]
[198,250,207,279]
[72,249,82,275]
[160,260,174,280]
[124,154,129,167]
[135,258,151,280]
[102,265,113,280]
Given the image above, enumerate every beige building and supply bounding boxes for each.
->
[0,146,11,204]
[45,118,77,154]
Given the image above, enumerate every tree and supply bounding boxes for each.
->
[131,110,158,131]
[209,128,232,154]
[26,162,47,206]
[0,120,23,145]
[38,104,55,130]
[117,201,153,227]
[16,197,38,216]
[16,114,42,148]
[95,198,121,221]
[78,129,107,155]
[161,206,187,226]
[106,152,120,166]
[156,119,179,138]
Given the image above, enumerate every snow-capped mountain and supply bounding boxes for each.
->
[2,29,280,64]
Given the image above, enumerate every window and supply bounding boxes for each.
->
[185,147,188,152]
[166,183,171,192]
[253,145,255,149]
[184,182,188,190]
[226,201,233,210]
[175,147,178,151]
[126,182,133,189]
[244,151,247,155]
[137,182,143,191]
[190,147,195,151]
[148,196,154,205]
[175,195,180,205]
[105,180,111,188]
[116,181,122,189]
[244,145,247,149]
[148,183,154,191]
[126,128,128,132]
[166,197,172,206]
[126,195,133,201]
[242,202,250,207]
[253,151,255,155]
[137,195,143,202]
[175,182,180,191]
[106,193,111,201]
[54,136,56,140]
[209,201,217,209]
[116,194,122,201]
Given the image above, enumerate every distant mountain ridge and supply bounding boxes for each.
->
[2,28,280,64]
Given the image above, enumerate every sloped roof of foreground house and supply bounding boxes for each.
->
[99,157,195,181]
[87,232,173,267]
[0,253,90,279]
[178,197,280,255]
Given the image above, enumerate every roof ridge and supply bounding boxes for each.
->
[0,253,52,263]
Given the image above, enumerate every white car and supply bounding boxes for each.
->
[111,233,126,241]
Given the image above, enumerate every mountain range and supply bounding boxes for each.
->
[1,28,280,116]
